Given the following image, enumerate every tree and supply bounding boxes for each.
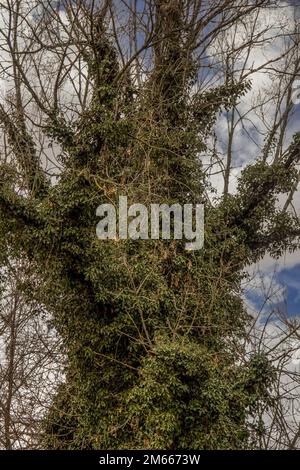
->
[0,260,63,449]
[0,0,299,449]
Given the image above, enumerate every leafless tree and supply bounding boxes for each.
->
[0,260,63,449]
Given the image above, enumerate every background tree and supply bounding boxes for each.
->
[0,259,63,449]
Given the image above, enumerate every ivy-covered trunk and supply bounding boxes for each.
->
[0,0,299,450]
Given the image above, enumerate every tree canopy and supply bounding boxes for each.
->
[0,0,299,449]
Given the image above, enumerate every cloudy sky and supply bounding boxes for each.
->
[209,1,300,321]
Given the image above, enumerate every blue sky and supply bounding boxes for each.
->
[246,263,300,319]
[278,264,300,316]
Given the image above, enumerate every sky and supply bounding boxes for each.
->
[207,1,300,320]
